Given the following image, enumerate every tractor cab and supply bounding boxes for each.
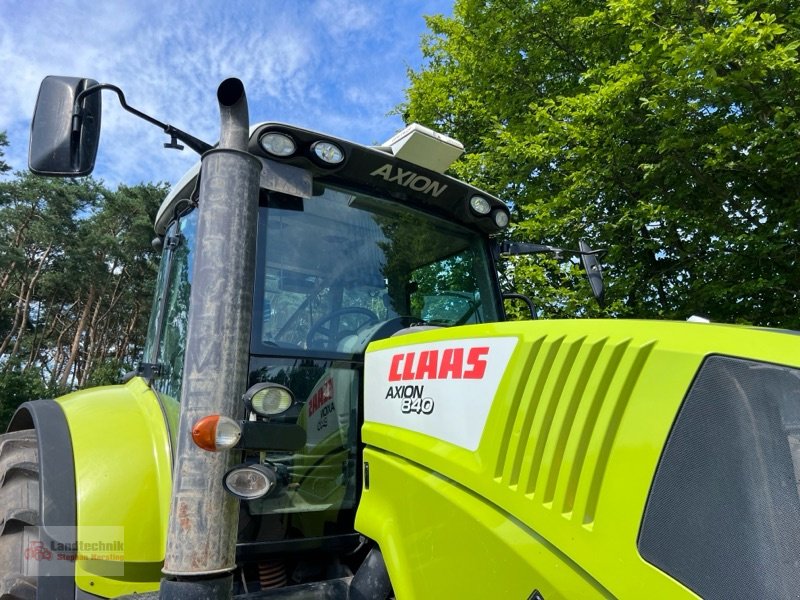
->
[142,122,510,577]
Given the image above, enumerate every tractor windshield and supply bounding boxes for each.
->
[145,183,501,400]
[252,183,501,356]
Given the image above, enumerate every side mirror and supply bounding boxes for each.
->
[29,76,102,176]
[579,239,605,307]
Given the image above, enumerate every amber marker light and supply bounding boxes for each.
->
[191,414,242,451]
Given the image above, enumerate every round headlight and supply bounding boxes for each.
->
[469,196,492,215]
[243,383,294,417]
[492,209,510,229]
[259,132,296,157]
[191,415,242,451]
[312,141,344,165]
[223,464,277,500]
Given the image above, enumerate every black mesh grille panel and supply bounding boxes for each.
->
[639,356,800,600]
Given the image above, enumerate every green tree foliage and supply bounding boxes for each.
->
[0,369,48,431]
[0,152,166,428]
[404,0,800,326]
[0,132,11,175]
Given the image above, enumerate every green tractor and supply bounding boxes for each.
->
[3,76,800,600]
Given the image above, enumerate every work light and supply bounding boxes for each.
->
[311,141,344,165]
[223,463,277,499]
[469,195,492,215]
[243,383,294,418]
[259,132,296,157]
[492,209,510,229]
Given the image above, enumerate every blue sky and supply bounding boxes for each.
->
[0,0,451,187]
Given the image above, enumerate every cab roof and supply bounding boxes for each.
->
[155,122,509,237]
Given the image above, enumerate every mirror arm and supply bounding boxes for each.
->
[500,241,559,256]
[500,241,607,259]
[503,293,537,320]
[74,84,213,155]
[500,239,606,309]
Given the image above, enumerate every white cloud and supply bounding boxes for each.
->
[312,0,377,35]
[0,0,452,187]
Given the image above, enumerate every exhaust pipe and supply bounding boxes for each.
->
[161,78,261,598]
[217,78,250,152]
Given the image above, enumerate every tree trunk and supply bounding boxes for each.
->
[49,323,71,389]
[59,286,95,389]
[4,244,53,360]
[116,306,141,363]
[80,295,105,387]
[0,279,28,360]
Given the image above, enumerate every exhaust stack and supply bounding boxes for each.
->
[161,78,261,598]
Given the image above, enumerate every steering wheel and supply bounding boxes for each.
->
[306,307,380,350]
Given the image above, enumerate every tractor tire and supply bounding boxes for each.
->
[0,430,40,600]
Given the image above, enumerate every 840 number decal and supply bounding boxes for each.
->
[400,397,435,415]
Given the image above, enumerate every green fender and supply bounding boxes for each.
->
[56,376,176,598]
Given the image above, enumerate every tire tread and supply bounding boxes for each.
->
[0,430,40,600]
